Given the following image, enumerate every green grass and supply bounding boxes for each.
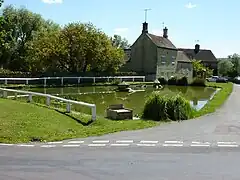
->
[0,82,233,143]
[0,98,159,143]
[193,82,233,117]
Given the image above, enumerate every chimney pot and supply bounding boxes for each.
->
[142,22,148,33]
[163,27,168,38]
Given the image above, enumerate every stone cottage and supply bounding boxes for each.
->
[121,22,193,81]
[178,45,218,75]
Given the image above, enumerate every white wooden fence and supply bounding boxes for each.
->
[0,76,145,87]
[0,88,97,121]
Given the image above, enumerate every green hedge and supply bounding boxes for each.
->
[142,92,193,121]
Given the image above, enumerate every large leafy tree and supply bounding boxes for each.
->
[28,22,124,74]
[227,53,240,77]
[192,60,213,78]
[218,59,234,76]
[0,5,46,71]
[110,34,131,49]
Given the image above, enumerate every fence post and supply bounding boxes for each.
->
[44,78,47,87]
[93,77,96,83]
[78,78,81,84]
[28,94,32,102]
[61,77,64,86]
[3,91,7,98]
[26,79,29,85]
[14,92,17,99]
[4,79,7,85]
[66,103,71,113]
[143,76,145,82]
[91,105,97,121]
[46,96,50,106]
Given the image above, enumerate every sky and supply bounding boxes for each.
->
[2,0,240,58]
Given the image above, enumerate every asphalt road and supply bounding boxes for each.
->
[1,84,240,180]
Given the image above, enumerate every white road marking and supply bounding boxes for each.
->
[163,144,183,147]
[0,143,14,146]
[41,145,56,148]
[62,144,80,147]
[116,140,134,143]
[68,141,84,144]
[217,142,237,144]
[88,144,107,147]
[192,141,210,144]
[190,144,210,147]
[110,144,130,147]
[136,144,156,147]
[17,144,35,147]
[92,140,110,143]
[217,144,239,147]
[140,140,158,144]
[164,141,183,144]
[47,142,63,144]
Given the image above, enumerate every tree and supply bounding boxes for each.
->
[0,5,46,71]
[192,60,213,78]
[28,22,125,74]
[218,59,234,76]
[227,53,240,77]
[110,34,131,49]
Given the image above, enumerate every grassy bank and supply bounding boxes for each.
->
[193,82,233,117]
[0,98,158,143]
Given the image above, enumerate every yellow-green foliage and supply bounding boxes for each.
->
[142,92,193,121]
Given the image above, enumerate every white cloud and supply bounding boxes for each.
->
[185,2,197,9]
[41,0,63,4]
[113,28,129,35]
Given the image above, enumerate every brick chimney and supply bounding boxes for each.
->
[163,27,168,38]
[142,22,148,33]
[194,44,200,54]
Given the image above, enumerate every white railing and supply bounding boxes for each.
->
[0,76,146,86]
[0,88,97,121]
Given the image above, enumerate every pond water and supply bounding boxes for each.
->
[29,85,216,116]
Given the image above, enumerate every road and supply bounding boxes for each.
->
[1,84,240,180]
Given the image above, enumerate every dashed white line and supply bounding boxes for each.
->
[17,144,35,147]
[47,142,63,144]
[137,144,156,147]
[68,141,84,144]
[88,144,107,147]
[110,144,130,147]
[217,144,239,147]
[192,141,210,144]
[92,140,110,143]
[41,145,56,148]
[140,140,158,144]
[191,144,210,147]
[217,142,237,144]
[163,144,183,147]
[116,140,134,143]
[164,141,183,144]
[0,143,14,146]
[62,144,80,147]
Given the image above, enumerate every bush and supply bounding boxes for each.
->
[176,76,188,86]
[190,78,206,87]
[142,92,193,121]
[158,77,167,85]
[168,76,177,85]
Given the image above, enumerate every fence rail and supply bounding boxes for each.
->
[0,76,146,86]
[0,88,97,121]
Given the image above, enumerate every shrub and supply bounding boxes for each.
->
[190,78,206,87]
[176,76,188,86]
[168,76,177,85]
[142,92,193,121]
[158,77,167,85]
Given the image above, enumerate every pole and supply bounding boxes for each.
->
[144,8,151,22]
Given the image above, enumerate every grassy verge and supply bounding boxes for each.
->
[193,82,233,117]
[0,98,159,143]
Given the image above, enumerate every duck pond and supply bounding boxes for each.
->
[23,85,217,117]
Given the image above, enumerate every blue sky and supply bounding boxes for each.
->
[2,0,240,58]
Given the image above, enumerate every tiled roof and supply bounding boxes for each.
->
[176,51,191,62]
[178,48,217,62]
[147,33,177,49]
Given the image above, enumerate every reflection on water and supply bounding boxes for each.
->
[30,85,217,116]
